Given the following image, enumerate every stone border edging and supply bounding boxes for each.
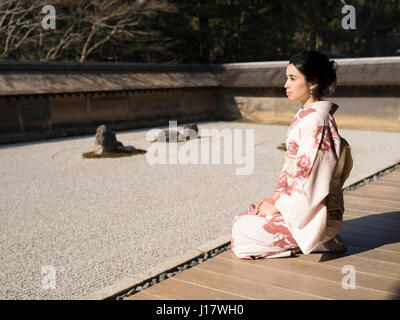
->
[81,161,400,300]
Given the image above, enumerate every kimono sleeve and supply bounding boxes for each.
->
[275,116,338,229]
[274,162,287,193]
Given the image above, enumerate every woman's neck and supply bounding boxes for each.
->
[301,96,322,108]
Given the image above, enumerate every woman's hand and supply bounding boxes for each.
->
[258,199,280,217]
[254,198,268,215]
[254,197,280,217]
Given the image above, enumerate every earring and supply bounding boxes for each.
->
[310,89,313,97]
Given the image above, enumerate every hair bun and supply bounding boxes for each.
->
[329,60,338,70]
[289,51,337,97]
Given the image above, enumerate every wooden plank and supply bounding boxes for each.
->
[344,199,400,213]
[344,207,397,216]
[375,177,400,185]
[355,183,400,193]
[345,244,400,264]
[344,207,399,219]
[344,207,399,218]
[219,251,400,296]
[344,205,399,214]
[124,276,249,300]
[292,248,400,280]
[345,192,400,205]
[223,249,399,279]
[344,195,400,209]
[352,190,400,200]
[172,262,319,300]
[365,182,400,190]
[195,253,395,300]
[344,193,399,203]
[371,180,400,188]
[349,188,400,199]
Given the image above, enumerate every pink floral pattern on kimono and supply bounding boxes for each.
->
[298,107,316,119]
[231,100,342,259]
[275,169,288,192]
[231,204,299,259]
[287,140,299,156]
[295,154,312,178]
[274,101,341,254]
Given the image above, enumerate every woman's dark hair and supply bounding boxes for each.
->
[289,51,338,97]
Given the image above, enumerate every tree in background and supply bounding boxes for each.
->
[0,0,174,61]
[0,0,399,63]
[157,0,400,63]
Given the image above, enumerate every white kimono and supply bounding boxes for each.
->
[231,100,353,259]
[274,100,348,254]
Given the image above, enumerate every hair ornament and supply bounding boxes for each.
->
[326,79,337,96]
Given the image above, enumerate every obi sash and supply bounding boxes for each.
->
[323,137,353,242]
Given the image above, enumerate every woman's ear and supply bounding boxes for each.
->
[310,81,318,91]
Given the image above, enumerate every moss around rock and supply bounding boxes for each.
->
[82,148,146,159]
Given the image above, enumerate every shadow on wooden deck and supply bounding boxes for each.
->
[321,210,400,262]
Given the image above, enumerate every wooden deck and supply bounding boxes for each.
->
[126,169,400,300]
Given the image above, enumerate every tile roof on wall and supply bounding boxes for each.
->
[0,57,399,96]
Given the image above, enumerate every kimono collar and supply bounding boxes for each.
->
[302,100,339,116]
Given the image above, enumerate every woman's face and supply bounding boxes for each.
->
[284,63,316,103]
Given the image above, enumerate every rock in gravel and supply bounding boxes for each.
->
[94,124,136,154]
